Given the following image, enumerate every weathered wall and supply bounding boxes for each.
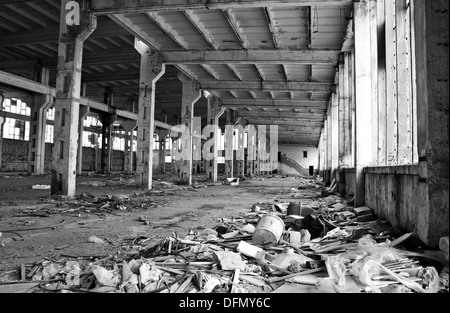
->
[424,0,449,246]
[0,139,134,173]
[364,166,429,245]
[278,146,318,170]
[0,139,28,171]
[344,168,356,196]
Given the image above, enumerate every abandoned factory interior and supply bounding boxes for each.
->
[0,0,448,296]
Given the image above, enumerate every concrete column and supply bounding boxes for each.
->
[178,73,201,185]
[192,117,201,174]
[28,68,53,175]
[205,94,220,180]
[51,1,96,197]
[246,125,256,176]
[76,106,89,175]
[134,39,165,189]
[235,122,246,178]
[157,129,169,173]
[0,96,4,170]
[100,113,116,173]
[331,93,339,177]
[224,108,233,178]
[353,0,378,207]
[212,109,225,182]
[122,120,136,174]
[171,137,179,175]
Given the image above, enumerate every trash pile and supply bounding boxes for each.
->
[1,190,448,293]
[9,192,167,218]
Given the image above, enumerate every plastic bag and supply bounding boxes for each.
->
[357,235,406,263]
[325,255,347,293]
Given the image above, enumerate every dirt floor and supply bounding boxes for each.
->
[0,172,318,273]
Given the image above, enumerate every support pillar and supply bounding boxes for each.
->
[246,125,256,177]
[178,73,201,185]
[0,96,4,170]
[28,68,53,175]
[134,39,165,190]
[51,1,96,197]
[205,94,220,180]
[76,106,89,175]
[235,121,246,178]
[353,0,378,207]
[157,129,168,173]
[331,93,339,177]
[225,108,234,178]
[123,120,137,174]
[171,137,180,175]
[100,113,115,173]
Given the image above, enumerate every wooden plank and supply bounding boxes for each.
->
[396,0,413,164]
[0,282,40,293]
[385,0,398,165]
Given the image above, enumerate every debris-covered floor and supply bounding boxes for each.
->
[0,173,448,293]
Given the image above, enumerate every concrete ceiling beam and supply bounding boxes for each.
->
[92,0,353,14]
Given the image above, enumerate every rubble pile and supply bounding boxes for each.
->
[1,181,447,293]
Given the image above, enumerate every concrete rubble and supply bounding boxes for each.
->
[0,175,448,293]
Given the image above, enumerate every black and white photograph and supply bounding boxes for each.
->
[0,0,448,302]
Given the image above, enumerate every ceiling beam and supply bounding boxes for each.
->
[162,49,340,65]
[4,3,48,28]
[184,10,219,50]
[222,8,249,49]
[108,14,162,51]
[26,2,60,24]
[222,104,326,111]
[221,99,327,106]
[92,0,354,14]
[0,19,130,47]
[237,111,325,119]
[199,80,332,92]
[244,119,324,127]
[146,12,190,49]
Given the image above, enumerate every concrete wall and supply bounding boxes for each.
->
[278,146,318,170]
[424,0,449,246]
[364,166,430,245]
[344,168,355,196]
[0,139,29,171]
[0,139,132,173]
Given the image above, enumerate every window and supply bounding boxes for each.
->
[45,125,54,143]
[303,151,308,158]
[2,118,29,140]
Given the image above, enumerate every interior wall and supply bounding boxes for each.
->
[278,145,318,170]
[424,0,449,245]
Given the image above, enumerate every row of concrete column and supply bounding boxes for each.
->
[46,0,281,197]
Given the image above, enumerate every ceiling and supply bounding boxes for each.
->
[0,0,353,146]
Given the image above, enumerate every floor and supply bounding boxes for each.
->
[0,172,315,272]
